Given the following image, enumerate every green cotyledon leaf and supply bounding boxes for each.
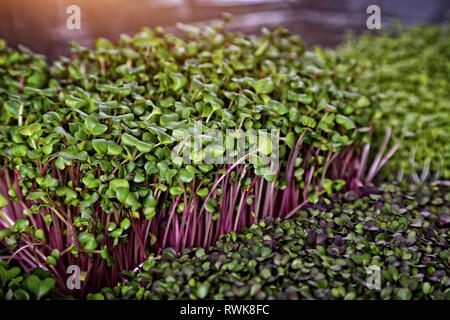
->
[121,133,154,153]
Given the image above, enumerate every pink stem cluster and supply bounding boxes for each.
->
[0,128,398,296]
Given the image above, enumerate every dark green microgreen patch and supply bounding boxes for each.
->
[96,183,449,300]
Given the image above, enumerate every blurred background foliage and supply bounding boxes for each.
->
[0,0,449,61]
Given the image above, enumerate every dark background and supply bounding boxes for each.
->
[0,0,449,61]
